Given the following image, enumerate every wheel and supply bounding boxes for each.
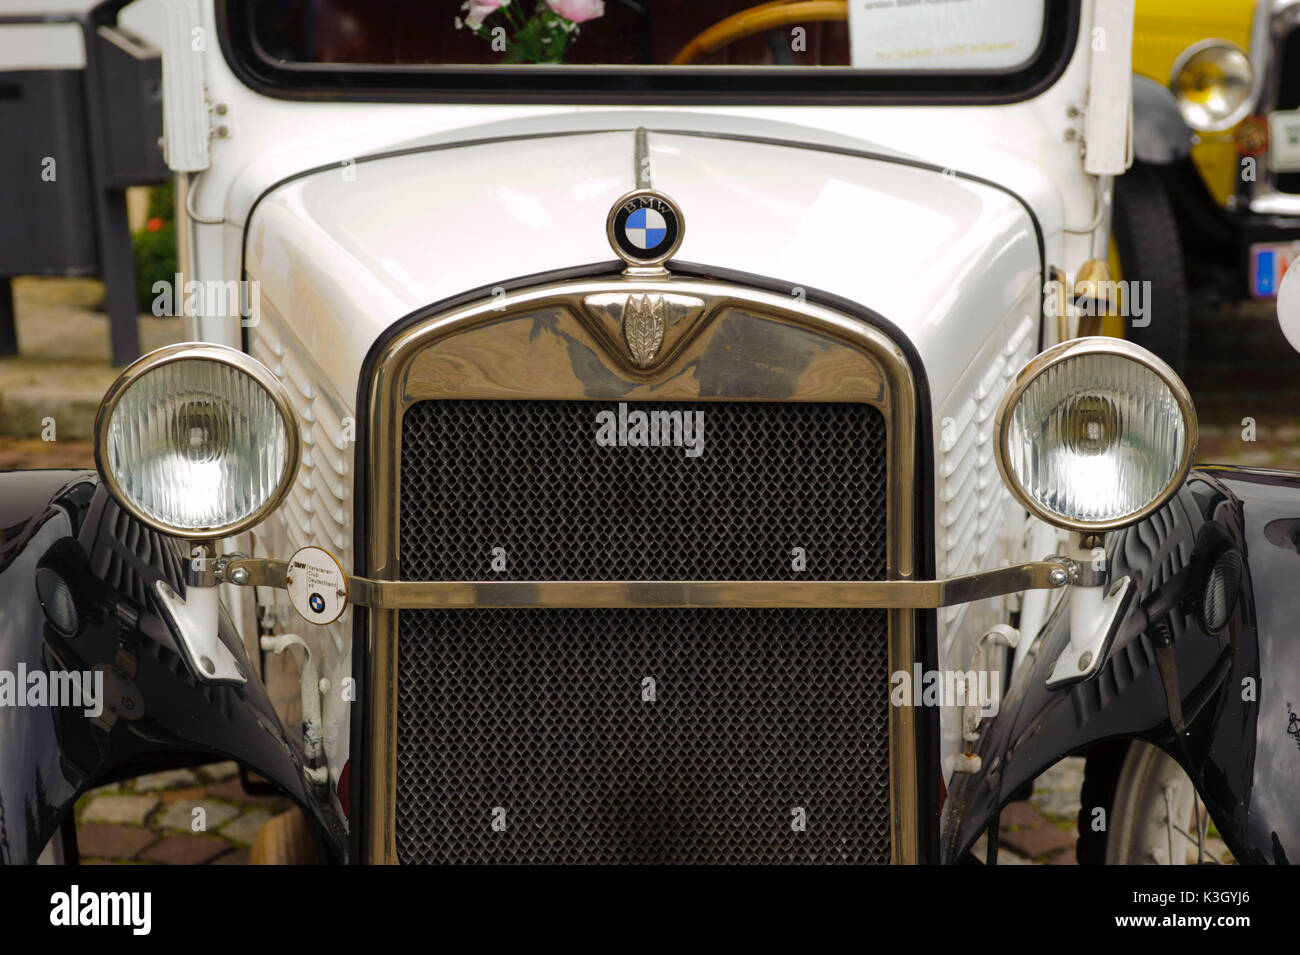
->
[1080,741,1229,864]
[1076,741,1126,865]
[1110,162,1190,374]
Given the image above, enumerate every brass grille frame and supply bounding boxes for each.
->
[360,274,921,864]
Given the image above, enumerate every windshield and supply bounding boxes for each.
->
[222,0,1075,102]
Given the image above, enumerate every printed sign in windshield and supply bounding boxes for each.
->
[848,0,1047,70]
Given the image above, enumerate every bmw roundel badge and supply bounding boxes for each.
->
[607,189,684,268]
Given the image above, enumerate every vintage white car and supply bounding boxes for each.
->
[5,0,1294,867]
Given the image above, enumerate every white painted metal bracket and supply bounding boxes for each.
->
[154,580,246,684]
[160,0,210,172]
[1084,0,1136,175]
[1047,575,1135,687]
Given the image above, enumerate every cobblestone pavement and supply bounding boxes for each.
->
[73,762,291,864]
[6,280,1295,864]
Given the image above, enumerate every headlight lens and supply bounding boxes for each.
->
[1171,40,1254,132]
[996,338,1196,532]
[95,344,299,537]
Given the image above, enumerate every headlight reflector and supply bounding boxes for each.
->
[95,344,300,537]
[1171,40,1254,132]
[995,338,1197,532]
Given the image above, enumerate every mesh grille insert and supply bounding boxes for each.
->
[395,400,891,864]
[396,607,891,864]
[399,400,887,581]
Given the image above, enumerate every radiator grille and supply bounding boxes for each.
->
[395,400,891,864]
[1278,27,1300,195]
[399,400,886,582]
[396,608,890,864]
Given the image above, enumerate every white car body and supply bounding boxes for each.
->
[161,0,1132,800]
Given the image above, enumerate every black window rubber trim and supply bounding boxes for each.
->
[216,0,1080,107]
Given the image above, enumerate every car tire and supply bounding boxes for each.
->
[1079,740,1211,864]
[1111,162,1190,375]
[1076,740,1127,864]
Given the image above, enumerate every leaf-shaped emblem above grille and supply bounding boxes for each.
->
[623,294,667,368]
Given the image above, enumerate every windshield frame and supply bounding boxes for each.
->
[216,0,1081,106]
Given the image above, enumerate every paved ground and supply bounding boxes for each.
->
[4,278,1292,864]
[1185,298,1300,469]
[0,278,185,463]
[74,762,291,865]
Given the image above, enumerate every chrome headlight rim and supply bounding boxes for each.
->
[93,342,301,540]
[1169,38,1255,133]
[994,337,1198,534]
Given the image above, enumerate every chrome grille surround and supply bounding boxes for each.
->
[359,273,922,864]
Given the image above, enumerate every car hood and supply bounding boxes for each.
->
[244,122,1041,409]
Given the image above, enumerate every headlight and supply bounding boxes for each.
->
[94,343,300,538]
[1171,39,1254,132]
[994,338,1197,532]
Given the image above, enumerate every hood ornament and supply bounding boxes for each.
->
[622,294,667,368]
[607,188,685,271]
[585,187,700,371]
[581,289,707,373]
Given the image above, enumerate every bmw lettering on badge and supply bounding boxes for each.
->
[607,189,684,268]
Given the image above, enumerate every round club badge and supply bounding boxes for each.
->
[607,189,684,267]
[285,545,349,625]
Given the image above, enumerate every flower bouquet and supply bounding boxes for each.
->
[456,1,606,64]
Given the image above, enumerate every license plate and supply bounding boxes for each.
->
[1250,241,1300,298]
[1270,110,1300,171]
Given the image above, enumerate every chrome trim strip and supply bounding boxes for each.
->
[227,558,1070,610]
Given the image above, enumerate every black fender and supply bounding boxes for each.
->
[0,470,346,863]
[941,466,1297,864]
[1132,74,1194,165]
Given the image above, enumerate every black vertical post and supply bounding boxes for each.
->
[0,278,16,358]
[80,15,140,368]
[98,188,141,366]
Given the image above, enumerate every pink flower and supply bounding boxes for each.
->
[548,0,605,23]
[461,0,510,30]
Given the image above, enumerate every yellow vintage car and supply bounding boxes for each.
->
[1117,0,1300,372]
[1134,0,1257,203]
